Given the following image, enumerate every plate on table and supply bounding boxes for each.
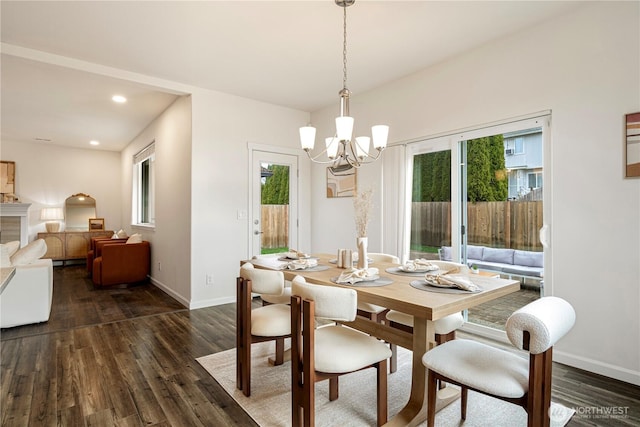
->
[283,251,311,260]
[399,264,439,273]
[410,279,483,294]
[329,258,374,264]
[385,267,425,276]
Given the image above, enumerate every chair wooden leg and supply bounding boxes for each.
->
[291,296,303,427]
[376,359,388,427]
[329,377,339,401]
[389,343,397,373]
[302,299,316,427]
[461,386,468,420]
[236,277,252,397]
[274,337,285,366]
[426,369,438,427]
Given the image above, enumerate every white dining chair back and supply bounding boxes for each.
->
[367,252,400,264]
[236,263,291,397]
[290,275,391,427]
[422,296,576,427]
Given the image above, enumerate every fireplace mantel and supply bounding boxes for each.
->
[1,203,32,246]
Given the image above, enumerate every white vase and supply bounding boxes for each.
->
[356,237,368,269]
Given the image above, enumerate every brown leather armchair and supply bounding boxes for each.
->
[92,240,151,286]
[86,237,128,273]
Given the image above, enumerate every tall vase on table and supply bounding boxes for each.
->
[354,188,373,271]
[357,237,368,269]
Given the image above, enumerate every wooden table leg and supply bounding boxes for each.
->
[384,318,460,426]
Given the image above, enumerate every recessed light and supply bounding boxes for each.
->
[90,140,100,146]
[112,95,127,103]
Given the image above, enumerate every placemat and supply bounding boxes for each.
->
[385,267,426,277]
[330,276,393,287]
[277,256,319,262]
[410,279,483,294]
[284,265,330,272]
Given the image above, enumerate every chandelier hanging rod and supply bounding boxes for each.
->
[299,0,389,169]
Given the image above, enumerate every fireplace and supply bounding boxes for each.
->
[0,203,32,246]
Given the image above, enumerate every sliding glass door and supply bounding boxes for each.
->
[408,139,452,261]
[407,114,550,336]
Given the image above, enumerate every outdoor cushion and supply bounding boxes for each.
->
[315,325,392,373]
[467,245,484,260]
[482,247,514,264]
[514,250,543,267]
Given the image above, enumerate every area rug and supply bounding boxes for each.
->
[197,342,575,426]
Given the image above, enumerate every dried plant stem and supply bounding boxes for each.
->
[353,188,373,238]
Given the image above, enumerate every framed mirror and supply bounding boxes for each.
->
[65,193,97,231]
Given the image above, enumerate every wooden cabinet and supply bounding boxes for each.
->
[37,231,114,264]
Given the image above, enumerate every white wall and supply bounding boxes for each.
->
[310,2,640,385]
[120,95,193,306]
[189,87,310,309]
[1,140,121,240]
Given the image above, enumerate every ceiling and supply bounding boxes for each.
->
[1,1,585,152]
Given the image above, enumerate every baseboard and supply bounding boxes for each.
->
[553,350,640,387]
[188,295,235,310]
[462,323,640,387]
[148,276,189,308]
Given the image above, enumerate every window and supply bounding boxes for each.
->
[132,142,155,226]
[504,136,525,155]
[528,171,543,189]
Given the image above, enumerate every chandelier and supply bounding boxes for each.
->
[299,0,389,168]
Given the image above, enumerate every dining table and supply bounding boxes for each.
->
[246,253,521,427]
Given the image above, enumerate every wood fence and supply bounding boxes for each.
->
[261,205,289,249]
[411,201,543,251]
[262,201,543,251]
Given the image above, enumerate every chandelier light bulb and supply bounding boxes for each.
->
[300,126,316,150]
[335,116,354,141]
[355,136,370,159]
[326,137,339,159]
[372,125,389,149]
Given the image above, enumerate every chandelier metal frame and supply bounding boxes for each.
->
[299,0,388,168]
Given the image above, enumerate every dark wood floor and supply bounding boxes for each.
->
[1,266,638,426]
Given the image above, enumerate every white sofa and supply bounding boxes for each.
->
[0,258,54,328]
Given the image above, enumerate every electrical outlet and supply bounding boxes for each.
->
[206,274,214,285]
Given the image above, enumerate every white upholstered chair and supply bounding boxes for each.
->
[385,260,468,372]
[422,296,576,427]
[250,255,293,305]
[236,262,291,397]
[290,275,392,427]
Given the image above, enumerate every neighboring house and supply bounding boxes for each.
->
[504,129,543,200]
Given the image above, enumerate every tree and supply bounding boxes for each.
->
[412,135,507,202]
[413,150,451,202]
[467,136,507,202]
[261,165,289,204]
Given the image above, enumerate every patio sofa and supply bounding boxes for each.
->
[439,245,543,280]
